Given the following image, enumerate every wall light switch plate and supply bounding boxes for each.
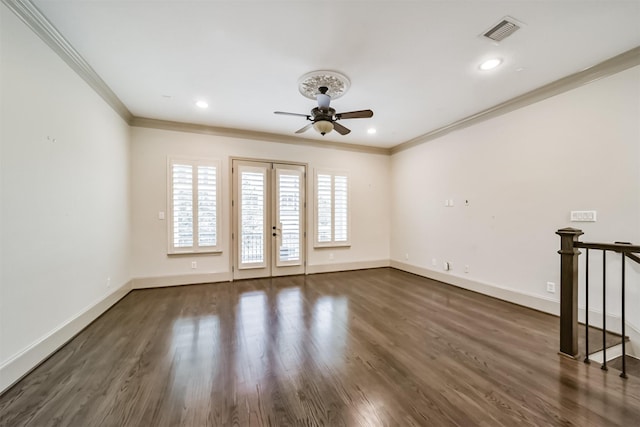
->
[570,210,596,222]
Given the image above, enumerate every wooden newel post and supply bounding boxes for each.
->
[556,227,583,358]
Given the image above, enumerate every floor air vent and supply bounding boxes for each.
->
[482,17,521,42]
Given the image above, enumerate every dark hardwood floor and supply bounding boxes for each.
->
[1,268,639,426]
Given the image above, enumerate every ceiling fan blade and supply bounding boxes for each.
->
[335,109,374,120]
[333,122,351,135]
[274,111,310,118]
[295,123,314,134]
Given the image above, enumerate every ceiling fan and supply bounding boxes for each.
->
[274,86,373,136]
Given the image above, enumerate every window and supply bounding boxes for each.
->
[168,158,221,254]
[315,170,350,247]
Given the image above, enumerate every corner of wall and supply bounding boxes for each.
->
[390,260,560,315]
[0,280,132,395]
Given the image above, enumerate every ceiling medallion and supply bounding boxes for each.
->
[298,70,351,100]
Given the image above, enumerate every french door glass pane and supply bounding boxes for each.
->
[278,172,300,262]
[241,170,265,264]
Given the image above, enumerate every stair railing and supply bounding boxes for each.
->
[556,228,640,378]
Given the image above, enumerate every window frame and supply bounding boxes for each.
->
[167,157,222,254]
[314,169,351,248]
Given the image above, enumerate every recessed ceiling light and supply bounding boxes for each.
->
[479,58,502,71]
[195,100,209,109]
[367,128,377,135]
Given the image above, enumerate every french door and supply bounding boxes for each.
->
[232,160,306,279]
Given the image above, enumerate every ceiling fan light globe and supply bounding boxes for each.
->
[313,120,334,135]
[316,93,331,109]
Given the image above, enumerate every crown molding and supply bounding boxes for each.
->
[2,0,389,155]
[130,117,391,155]
[5,0,637,156]
[391,46,640,154]
[2,0,133,123]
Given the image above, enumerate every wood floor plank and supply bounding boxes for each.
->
[1,268,639,426]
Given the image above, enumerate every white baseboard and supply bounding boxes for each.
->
[131,272,232,289]
[390,260,560,315]
[0,280,132,394]
[306,259,390,275]
[133,263,389,287]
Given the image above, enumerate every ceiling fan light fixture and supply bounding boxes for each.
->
[313,120,334,135]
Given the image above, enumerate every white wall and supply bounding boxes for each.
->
[391,65,640,331]
[131,127,390,283]
[0,4,131,391]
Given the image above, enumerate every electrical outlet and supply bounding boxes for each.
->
[106,277,111,288]
[432,258,437,266]
[464,265,469,273]
[405,253,409,260]
[444,261,451,271]
[191,261,197,269]
[546,282,556,293]
[158,211,165,220]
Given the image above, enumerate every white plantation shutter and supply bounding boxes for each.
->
[197,165,217,247]
[172,164,193,248]
[315,170,350,246]
[334,175,348,242]
[316,174,332,243]
[169,158,221,253]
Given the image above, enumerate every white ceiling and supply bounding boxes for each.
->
[30,0,640,149]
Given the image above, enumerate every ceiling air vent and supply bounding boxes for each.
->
[482,17,521,42]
